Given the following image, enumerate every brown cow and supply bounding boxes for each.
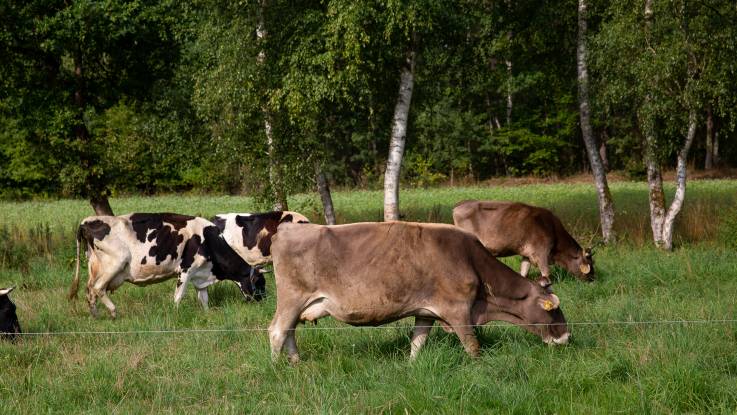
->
[269,221,569,362]
[452,200,594,281]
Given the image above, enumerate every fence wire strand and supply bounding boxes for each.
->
[10,318,737,337]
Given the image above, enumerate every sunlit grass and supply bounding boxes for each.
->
[1,180,737,412]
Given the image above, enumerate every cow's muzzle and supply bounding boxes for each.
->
[543,331,570,346]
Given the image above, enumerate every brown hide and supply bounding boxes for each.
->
[269,221,568,361]
[453,200,594,281]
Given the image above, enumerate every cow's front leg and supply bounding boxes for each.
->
[410,317,434,360]
[173,273,191,305]
[269,305,302,363]
[445,315,480,358]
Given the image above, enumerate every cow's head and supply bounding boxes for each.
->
[235,267,267,302]
[0,287,21,341]
[525,277,570,344]
[474,276,569,345]
[558,247,595,281]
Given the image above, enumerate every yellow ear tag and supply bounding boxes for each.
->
[580,263,591,274]
[542,300,555,311]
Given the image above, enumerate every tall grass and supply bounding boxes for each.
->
[1,180,737,413]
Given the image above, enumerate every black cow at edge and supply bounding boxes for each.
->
[69,213,266,318]
[0,287,21,340]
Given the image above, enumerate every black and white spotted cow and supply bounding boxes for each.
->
[68,213,266,318]
[211,211,310,266]
[0,287,21,340]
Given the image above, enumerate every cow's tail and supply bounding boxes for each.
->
[68,224,84,300]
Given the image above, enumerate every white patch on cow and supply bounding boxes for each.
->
[0,287,14,296]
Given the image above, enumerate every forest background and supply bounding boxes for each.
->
[1,0,736,244]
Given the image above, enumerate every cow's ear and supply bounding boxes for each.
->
[538,294,560,311]
[0,287,14,296]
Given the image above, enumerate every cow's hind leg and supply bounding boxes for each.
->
[196,288,209,311]
[93,269,126,319]
[410,317,434,360]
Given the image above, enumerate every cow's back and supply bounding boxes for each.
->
[453,200,554,257]
[271,222,483,323]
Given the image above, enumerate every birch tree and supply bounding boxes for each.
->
[591,0,736,249]
[577,0,614,242]
[257,0,288,210]
[384,44,416,221]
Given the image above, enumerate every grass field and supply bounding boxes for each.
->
[1,180,737,413]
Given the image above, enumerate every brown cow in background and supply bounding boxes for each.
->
[453,200,594,281]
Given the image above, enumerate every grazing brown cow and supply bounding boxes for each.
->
[452,200,594,281]
[269,221,569,362]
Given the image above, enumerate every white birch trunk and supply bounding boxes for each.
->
[577,0,615,243]
[257,1,286,210]
[383,48,416,222]
[705,107,714,169]
[660,110,697,249]
[506,57,512,126]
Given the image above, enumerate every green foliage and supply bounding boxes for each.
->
[1,0,737,200]
[481,128,569,176]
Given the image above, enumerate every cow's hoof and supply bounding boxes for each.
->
[288,355,301,365]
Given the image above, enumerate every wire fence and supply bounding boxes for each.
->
[10,318,737,337]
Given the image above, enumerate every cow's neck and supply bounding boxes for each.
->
[472,265,533,326]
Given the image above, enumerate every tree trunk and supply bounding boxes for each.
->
[265,122,287,211]
[645,137,666,247]
[713,130,720,166]
[599,131,610,172]
[90,197,114,216]
[505,0,513,126]
[505,51,513,126]
[383,46,416,222]
[315,164,336,225]
[577,0,615,243]
[705,106,714,170]
[74,52,113,216]
[645,111,697,249]
[257,0,287,211]
[660,110,697,249]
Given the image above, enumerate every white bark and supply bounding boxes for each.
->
[577,0,615,243]
[506,57,512,126]
[645,111,697,250]
[383,48,416,222]
[257,1,286,210]
[505,0,513,126]
[660,110,697,249]
[705,107,714,169]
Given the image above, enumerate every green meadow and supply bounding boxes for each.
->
[1,180,737,413]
